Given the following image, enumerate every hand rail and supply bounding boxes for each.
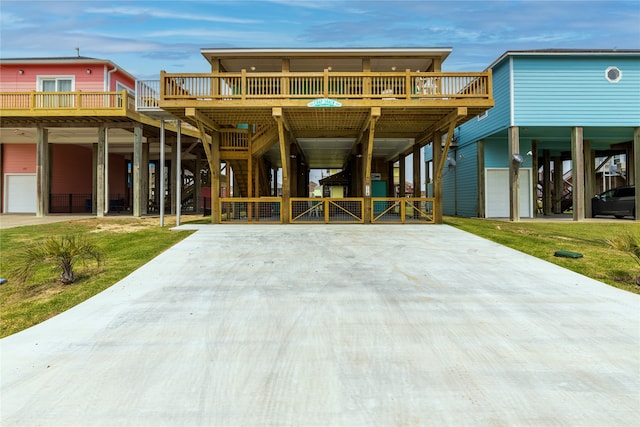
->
[160,71,492,101]
[0,90,132,112]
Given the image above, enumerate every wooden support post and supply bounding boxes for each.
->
[96,126,106,218]
[543,150,551,216]
[571,126,585,221]
[413,143,421,197]
[175,120,182,226]
[194,152,201,212]
[477,139,485,217]
[432,132,442,222]
[142,138,149,216]
[434,108,466,224]
[170,140,177,215]
[531,140,538,217]
[159,121,166,226]
[274,108,290,223]
[211,132,221,224]
[508,126,520,222]
[584,140,595,219]
[634,127,639,221]
[92,143,98,214]
[399,156,406,198]
[132,124,143,218]
[36,125,49,217]
[363,108,379,223]
[553,156,563,214]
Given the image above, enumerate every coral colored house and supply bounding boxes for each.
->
[1,57,138,213]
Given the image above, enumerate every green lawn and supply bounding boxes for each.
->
[1,216,637,338]
[445,217,640,294]
[0,218,193,338]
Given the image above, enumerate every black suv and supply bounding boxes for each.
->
[592,186,635,219]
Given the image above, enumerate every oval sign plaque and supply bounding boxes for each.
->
[307,98,342,108]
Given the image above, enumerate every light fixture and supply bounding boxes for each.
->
[18,69,24,74]
[446,156,456,168]
[512,153,524,164]
[86,68,92,74]
[526,150,533,156]
[250,66,256,71]
[290,154,296,159]
[356,154,363,158]
[327,66,332,71]
[391,66,396,71]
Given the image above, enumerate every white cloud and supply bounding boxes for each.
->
[85,6,261,24]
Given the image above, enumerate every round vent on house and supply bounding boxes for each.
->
[605,66,622,83]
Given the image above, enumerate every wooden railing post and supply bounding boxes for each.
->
[323,69,329,98]
[241,69,247,101]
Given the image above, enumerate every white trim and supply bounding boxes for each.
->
[116,81,135,95]
[605,66,622,83]
[37,75,75,91]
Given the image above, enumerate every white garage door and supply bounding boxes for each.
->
[485,169,532,218]
[4,174,37,213]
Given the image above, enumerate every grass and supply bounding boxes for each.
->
[1,215,638,338]
[444,216,640,294]
[0,217,194,338]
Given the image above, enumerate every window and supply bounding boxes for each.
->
[39,77,73,92]
[605,66,622,83]
[38,76,74,107]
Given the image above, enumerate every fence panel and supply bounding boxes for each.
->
[372,198,435,223]
[220,198,282,223]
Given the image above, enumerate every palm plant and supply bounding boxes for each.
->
[606,232,640,286]
[14,235,103,285]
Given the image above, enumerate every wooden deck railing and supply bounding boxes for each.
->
[160,70,492,101]
[220,130,249,150]
[0,90,135,112]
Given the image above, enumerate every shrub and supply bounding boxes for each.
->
[13,235,103,285]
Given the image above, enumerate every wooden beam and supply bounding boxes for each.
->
[571,126,585,221]
[634,127,639,222]
[433,120,458,224]
[508,126,520,222]
[363,110,378,223]
[211,132,221,224]
[416,107,467,146]
[36,126,49,217]
[274,108,290,223]
[185,107,220,132]
[584,140,595,218]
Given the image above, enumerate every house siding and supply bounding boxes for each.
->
[2,144,36,173]
[454,144,479,216]
[513,56,640,126]
[457,60,512,144]
[0,63,136,93]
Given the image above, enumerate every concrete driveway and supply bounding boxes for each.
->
[1,224,638,426]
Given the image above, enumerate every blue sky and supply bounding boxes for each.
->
[1,0,638,79]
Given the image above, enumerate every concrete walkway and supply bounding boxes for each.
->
[1,225,638,426]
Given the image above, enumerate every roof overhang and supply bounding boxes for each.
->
[487,49,640,70]
[200,47,452,73]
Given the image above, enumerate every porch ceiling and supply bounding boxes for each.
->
[200,48,452,73]
[167,104,479,169]
[486,126,634,156]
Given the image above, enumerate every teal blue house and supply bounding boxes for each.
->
[435,49,640,220]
